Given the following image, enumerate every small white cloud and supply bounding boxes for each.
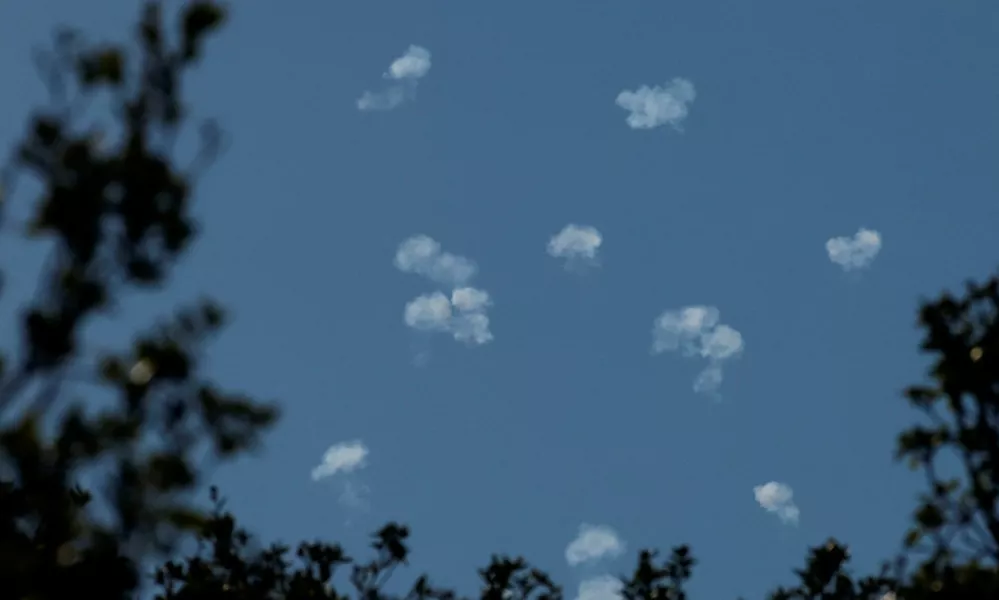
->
[386,45,432,80]
[565,524,625,567]
[652,306,743,396]
[754,481,800,526]
[404,292,453,332]
[395,235,477,287]
[312,442,372,518]
[548,224,603,269]
[311,440,369,481]
[615,78,696,130]
[358,45,431,112]
[576,576,623,600]
[826,228,882,271]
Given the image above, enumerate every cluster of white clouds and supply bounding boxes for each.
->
[559,494,801,600]
[358,45,432,111]
[311,440,371,511]
[651,305,744,397]
[396,235,494,346]
[615,78,696,130]
[826,227,882,271]
[310,447,802,557]
[754,481,800,526]
[389,223,883,393]
[548,224,603,270]
[347,47,885,567]
[565,525,626,600]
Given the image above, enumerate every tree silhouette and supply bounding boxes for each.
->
[0,3,996,600]
[0,3,276,598]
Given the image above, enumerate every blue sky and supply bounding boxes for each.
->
[2,1,998,598]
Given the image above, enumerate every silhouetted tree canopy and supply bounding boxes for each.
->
[0,3,996,599]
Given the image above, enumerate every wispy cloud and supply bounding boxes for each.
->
[754,481,800,526]
[339,480,372,511]
[826,228,882,271]
[396,235,494,348]
[358,45,432,111]
[615,78,696,130]
[357,87,410,112]
[548,224,603,270]
[575,576,623,600]
[652,306,744,397]
[311,440,369,481]
[565,524,625,567]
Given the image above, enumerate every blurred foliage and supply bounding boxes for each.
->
[0,2,996,600]
[0,3,276,598]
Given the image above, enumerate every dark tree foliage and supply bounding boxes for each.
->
[0,3,996,600]
[0,3,276,598]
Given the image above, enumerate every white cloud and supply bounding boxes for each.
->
[576,576,623,600]
[311,440,369,481]
[404,292,453,332]
[548,224,603,268]
[565,524,625,567]
[615,78,696,130]
[312,442,373,517]
[754,481,800,526]
[358,45,432,112]
[395,235,477,288]
[826,228,882,271]
[652,306,743,396]
[386,45,432,80]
